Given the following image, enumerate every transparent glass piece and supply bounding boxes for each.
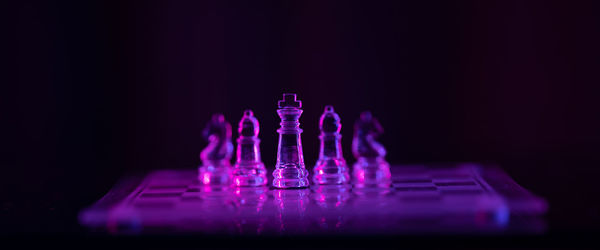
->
[272,93,309,188]
[313,106,350,185]
[351,111,391,187]
[198,114,233,185]
[233,110,268,186]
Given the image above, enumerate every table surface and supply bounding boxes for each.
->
[79,164,547,235]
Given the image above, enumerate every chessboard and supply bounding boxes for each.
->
[79,163,547,235]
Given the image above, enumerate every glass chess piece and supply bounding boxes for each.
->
[272,93,309,188]
[199,113,234,185]
[352,111,391,186]
[232,110,268,186]
[312,105,350,185]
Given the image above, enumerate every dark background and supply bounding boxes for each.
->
[3,0,600,244]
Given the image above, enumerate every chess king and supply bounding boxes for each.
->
[352,111,391,186]
[313,105,350,185]
[232,110,268,186]
[272,93,309,188]
[199,113,234,185]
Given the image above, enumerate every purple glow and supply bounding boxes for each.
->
[202,172,211,185]
[313,184,351,208]
[80,165,548,235]
[233,187,269,234]
[198,114,234,186]
[352,111,391,186]
[273,189,310,233]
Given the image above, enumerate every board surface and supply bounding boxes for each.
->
[79,164,547,235]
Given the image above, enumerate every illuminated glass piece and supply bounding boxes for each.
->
[198,114,233,185]
[272,93,309,188]
[233,110,268,186]
[312,106,350,185]
[352,111,391,187]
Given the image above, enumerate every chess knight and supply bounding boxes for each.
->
[199,113,234,185]
[352,111,391,186]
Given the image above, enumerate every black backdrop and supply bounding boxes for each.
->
[3,0,600,240]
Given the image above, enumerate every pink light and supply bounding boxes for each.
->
[202,173,211,184]
[317,195,326,204]
[357,170,365,182]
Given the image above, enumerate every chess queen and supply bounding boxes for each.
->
[272,93,309,188]
[312,105,350,185]
[232,110,268,186]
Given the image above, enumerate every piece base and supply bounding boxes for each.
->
[198,165,232,185]
[352,158,391,185]
[272,178,310,189]
[312,173,350,185]
[272,167,309,188]
[233,175,268,187]
[232,163,268,187]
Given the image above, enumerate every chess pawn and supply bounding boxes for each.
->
[232,110,267,186]
[272,93,309,188]
[199,114,234,185]
[313,106,350,185]
[352,111,391,186]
